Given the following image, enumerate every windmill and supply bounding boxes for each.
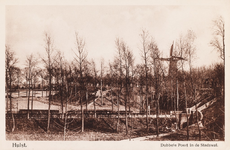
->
[157,42,186,75]
[156,42,186,111]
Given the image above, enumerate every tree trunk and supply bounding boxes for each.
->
[101,79,103,105]
[27,80,31,119]
[64,86,68,141]
[194,87,201,140]
[94,76,97,118]
[185,91,189,140]
[183,65,189,140]
[42,80,43,97]
[47,73,52,132]
[125,99,128,135]
[18,75,20,97]
[176,80,179,111]
[75,85,76,97]
[86,90,88,112]
[170,79,173,111]
[31,81,34,112]
[10,72,12,113]
[61,83,63,118]
[125,71,129,135]
[146,91,148,132]
[81,92,84,132]
[117,93,120,132]
[140,87,143,112]
[156,94,160,137]
[64,111,67,141]
[6,71,8,112]
[111,86,113,112]
[12,112,15,132]
[10,72,15,132]
[94,94,96,118]
[6,88,9,113]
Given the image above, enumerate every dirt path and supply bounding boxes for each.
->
[121,132,175,141]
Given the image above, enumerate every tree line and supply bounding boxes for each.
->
[5,16,225,139]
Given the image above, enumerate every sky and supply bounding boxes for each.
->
[5,5,228,70]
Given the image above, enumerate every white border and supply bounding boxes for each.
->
[1,0,229,150]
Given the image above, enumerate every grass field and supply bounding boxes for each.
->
[6,117,177,141]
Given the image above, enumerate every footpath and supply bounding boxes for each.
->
[121,132,174,141]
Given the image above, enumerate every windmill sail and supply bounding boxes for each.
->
[156,42,185,76]
[170,42,174,57]
[169,43,176,76]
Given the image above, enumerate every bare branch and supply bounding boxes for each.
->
[210,16,225,61]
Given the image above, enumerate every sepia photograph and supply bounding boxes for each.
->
[2,1,230,149]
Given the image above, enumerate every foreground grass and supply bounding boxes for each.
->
[5,117,160,141]
[6,118,222,141]
[6,114,177,141]
[146,125,223,141]
[6,131,128,141]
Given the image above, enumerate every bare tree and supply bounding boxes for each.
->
[90,59,98,117]
[31,67,40,111]
[114,38,134,135]
[184,30,201,140]
[5,45,18,132]
[25,54,38,118]
[15,68,22,97]
[109,62,114,112]
[83,61,91,112]
[210,16,225,61]
[210,16,225,99]
[41,33,55,132]
[149,39,161,137]
[135,64,145,112]
[175,34,189,140]
[122,40,134,135]
[140,30,151,132]
[73,32,88,132]
[62,62,73,140]
[115,38,124,132]
[100,58,104,105]
[53,50,65,116]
